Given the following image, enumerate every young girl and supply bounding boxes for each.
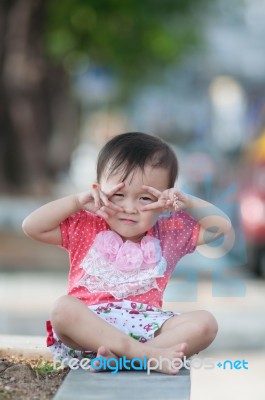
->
[22,132,230,375]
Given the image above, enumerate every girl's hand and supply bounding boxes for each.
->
[77,182,125,219]
[140,186,191,212]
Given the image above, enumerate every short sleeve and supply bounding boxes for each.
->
[60,211,83,250]
[59,210,106,252]
[157,211,200,265]
[174,211,200,254]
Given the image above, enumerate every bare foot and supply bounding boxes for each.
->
[89,342,188,375]
[89,345,118,373]
[146,342,188,375]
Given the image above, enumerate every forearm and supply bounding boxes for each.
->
[142,185,232,245]
[185,194,232,242]
[22,194,81,242]
[185,194,229,221]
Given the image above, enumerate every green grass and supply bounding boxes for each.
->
[33,360,55,377]
[0,391,9,398]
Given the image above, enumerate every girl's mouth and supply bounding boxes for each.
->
[119,218,137,224]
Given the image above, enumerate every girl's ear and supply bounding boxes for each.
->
[92,183,100,189]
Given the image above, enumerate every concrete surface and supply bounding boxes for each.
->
[54,368,191,400]
[0,334,52,360]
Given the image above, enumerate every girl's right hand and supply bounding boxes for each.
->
[76,182,124,219]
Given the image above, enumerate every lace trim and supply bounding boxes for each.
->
[75,248,167,299]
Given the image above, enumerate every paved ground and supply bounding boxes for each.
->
[0,334,263,400]
[52,350,264,400]
[52,348,265,400]
[0,334,52,360]
[54,368,191,400]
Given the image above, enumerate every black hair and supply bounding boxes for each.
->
[96,132,178,187]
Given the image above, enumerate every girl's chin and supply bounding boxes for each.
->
[110,229,145,242]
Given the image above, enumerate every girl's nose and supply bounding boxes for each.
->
[123,200,137,214]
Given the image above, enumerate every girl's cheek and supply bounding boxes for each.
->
[146,210,159,222]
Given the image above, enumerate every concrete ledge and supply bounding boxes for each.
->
[0,334,52,361]
[54,368,191,400]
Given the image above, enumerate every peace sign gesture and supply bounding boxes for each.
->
[140,185,190,212]
[77,182,125,219]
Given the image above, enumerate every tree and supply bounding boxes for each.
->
[0,0,209,194]
[45,0,205,81]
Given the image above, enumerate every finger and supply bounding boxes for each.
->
[168,191,181,202]
[140,202,161,211]
[97,205,118,219]
[96,207,110,220]
[98,191,123,212]
[103,207,115,218]
[106,182,125,198]
[91,188,102,209]
[142,185,161,198]
[107,201,123,212]
[99,191,110,207]
[91,183,101,208]
[99,206,117,217]
[78,191,92,207]
[173,194,180,211]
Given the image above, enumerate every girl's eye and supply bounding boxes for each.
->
[113,193,123,197]
[141,196,153,202]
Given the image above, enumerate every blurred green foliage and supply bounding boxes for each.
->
[44,0,209,81]
[0,0,211,192]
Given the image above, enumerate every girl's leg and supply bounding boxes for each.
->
[50,295,186,374]
[147,310,218,357]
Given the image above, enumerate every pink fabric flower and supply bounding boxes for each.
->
[91,231,164,273]
[115,241,143,272]
[93,231,123,262]
[141,236,162,269]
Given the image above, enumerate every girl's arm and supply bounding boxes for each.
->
[22,183,125,245]
[22,194,84,245]
[141,186,232,246]
[181,194,232,246]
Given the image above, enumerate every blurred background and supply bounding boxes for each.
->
[0,0,265,398]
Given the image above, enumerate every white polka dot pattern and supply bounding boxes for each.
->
[59,210,200,308]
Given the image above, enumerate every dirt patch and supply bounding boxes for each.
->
[0,357,69,400]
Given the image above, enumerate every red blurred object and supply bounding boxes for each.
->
[240,190,265,243]
[240,164,265,277]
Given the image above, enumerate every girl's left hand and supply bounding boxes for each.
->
[141,186,191,212]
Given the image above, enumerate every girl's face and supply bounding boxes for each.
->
[99,164,170,242]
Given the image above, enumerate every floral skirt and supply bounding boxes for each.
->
[46,300,179,363]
